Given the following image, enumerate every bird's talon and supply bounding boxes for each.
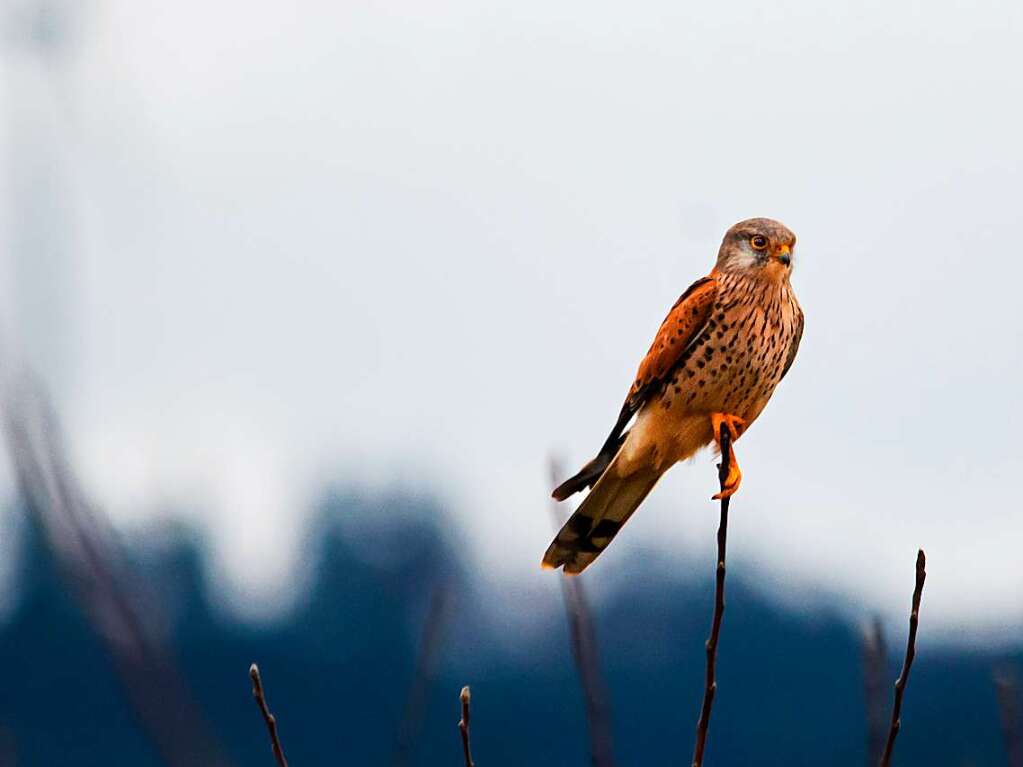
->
[710,412,747,445]
[711,462,742,500]
[709,412,744,500]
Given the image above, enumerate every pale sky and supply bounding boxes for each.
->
[1,0,1021,639]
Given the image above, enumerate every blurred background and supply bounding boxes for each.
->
[1,0,1022,764]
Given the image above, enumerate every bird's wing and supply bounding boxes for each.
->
[627,275,719,409]
[552,275,718,501]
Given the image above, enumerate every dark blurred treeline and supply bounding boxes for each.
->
[0,488,1019,766]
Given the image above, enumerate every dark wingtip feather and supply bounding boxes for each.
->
[551,478,580,502]
[551,452,615,502]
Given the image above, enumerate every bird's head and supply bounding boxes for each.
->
[715,218,796,281]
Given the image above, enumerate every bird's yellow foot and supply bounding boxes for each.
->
[710,412,746,444]
[712,460,742,500]
[710,413,745,500]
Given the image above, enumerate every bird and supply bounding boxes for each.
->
[543,217,804,574]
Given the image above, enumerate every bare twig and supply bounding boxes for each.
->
[863,617,889,767]
[458,686,475,767]
[249,664,289,767]
[994,667,1023,767]
[879,549,927,767]
[547,457,615,767]
[690,426,733,767]
[1,377,230,767]
[393,582,453,767]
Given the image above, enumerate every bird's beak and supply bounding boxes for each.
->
[772,244,792,267]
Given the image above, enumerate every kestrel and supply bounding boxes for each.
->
[544,218,804,574]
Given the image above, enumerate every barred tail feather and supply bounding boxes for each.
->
[543,459,661,575]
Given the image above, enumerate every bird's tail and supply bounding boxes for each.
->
[543,455,661,574]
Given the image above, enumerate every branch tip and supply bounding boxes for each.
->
[878,549,928,767]
[249,662,289,767]
[458,684,475,767]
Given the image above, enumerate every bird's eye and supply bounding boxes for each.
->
[750,235,769,251]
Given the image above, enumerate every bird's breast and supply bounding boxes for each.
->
[656,277,799,427]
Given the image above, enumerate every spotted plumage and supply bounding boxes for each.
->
[545,218,804,574]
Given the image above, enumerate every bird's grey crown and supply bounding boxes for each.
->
[716,217,796,272]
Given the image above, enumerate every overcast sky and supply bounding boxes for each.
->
[1,0,1021,638]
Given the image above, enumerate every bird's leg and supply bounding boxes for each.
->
[709,413,746,500]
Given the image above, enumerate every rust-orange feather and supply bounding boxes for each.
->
[627,274,719,409]
[551,274,719,501]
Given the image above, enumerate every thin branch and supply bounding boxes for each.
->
[547,457,616,767]
[249,664,289,767]
[458,685,475,767]
[994,667,1023,767]
[862,616,889,767]
[690,426,733,767]
[2,378,231,767]
[393,582,453,767]
[879,549,927,767]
